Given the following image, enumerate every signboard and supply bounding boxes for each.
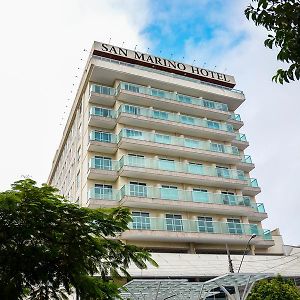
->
[92,42,236,88]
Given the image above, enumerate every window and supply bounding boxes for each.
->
[155,133,171,144]
[94,131,112,143]
[132,212,150,230]
[94,184,113,200]
[207,120,220,130]
[124,104,141,115]
[178,94,192,104]
[129,182,147,197]
[211,143,225,153]
[203,100,215,109]
[227,218,243,234]
[198,217,214,233]
[221,192,236,205]
[153,110,169,120]
[184,138,200,149]
[151,89,165,98]
[124,129,143,139]
[94,156,112,170]
[93,107,112,117]
[216,166,230,178]
[158,158,175,171]
[124,83,140,93]
[188,163,203,175]
[192,189,209,203]
[166,214,183,231]
[160,185,179,200]
[128,154,145,167]
[243,196,251,207]
[180,115,195,125]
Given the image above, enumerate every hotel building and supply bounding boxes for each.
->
[48,41,285,258]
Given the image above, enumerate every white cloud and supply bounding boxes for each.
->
[183,1,300,245]
[0,0,151,189]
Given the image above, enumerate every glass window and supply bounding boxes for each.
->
[94,131,112,143]
[155,133,171,144]
[94,184,113,200]
[129,182,147,197]
[221,192,236,205]
[184,138,199,149]
[198,217,214,233]
[151,89,165,98]
[250,223,259,235]
[216,166,230,178]
[158,158,175,171]
[227,218,243,234]
[180,115,195,125]
[128,154,145,167]
[192,189,209,203]
[124,129,143,139]
[132,212,150,230]
[94,156,112,170]
[93,107,111,117]
[123,104,140,115]
[160,185,179,200]
[124,83,140,93]
[207,120,220,130]
[178,94,192,104]
[166,214,183,231]
[211,143,225,153]
[203,100,215,109]
[153,110,169,120]
[188,163,203,175]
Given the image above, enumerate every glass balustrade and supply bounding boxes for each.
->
[128,217,271,240]
[230,113,242,121]
[247,178,259,188]
[242,155,253,164]
[88,187,120,200]
[255,203,266,213]
[120,155,245,181]
[89,131,117,143]
[90,107,116,118]
[117,82,229,112]
[90,84,116,96]
[236,133,247,142]
[89,157,119,171]
[118,104,233,133]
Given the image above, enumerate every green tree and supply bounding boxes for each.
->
[0,179,157,300]
[247,275,300,300]
[245,0,300,83]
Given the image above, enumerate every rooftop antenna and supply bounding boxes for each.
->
[202,62,207,68]
[213,65,217,71]
[192,59,196,64]
[134,45,138,51]
[122,41,125,47]
[108,37,111,44]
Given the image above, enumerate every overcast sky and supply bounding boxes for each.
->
[0,0,299,245]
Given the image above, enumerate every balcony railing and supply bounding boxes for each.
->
[118,104,234,133]
[247,178,259,188]
[236,133,247,142]
[119,128,239,156]
[120,155,245,181]
[88,187,120,200]
[90,84,115,96]
[241,155,253,164]
[89,157,119,170]
[230,113,242,121]
[118,82,229,112]
[89,131,117,143]
[90,107,116,118]
[128,217,272,240]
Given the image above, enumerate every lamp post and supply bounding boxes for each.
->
[237,234,256,273]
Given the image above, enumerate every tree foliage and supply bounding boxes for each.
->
[0,179,157,299]
[247,275,300,300]
[245,0,300,83]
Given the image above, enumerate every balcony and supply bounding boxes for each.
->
[232,133,249,150]
[118,129,240,164]
[116,82,231,120]
[119,185,267,221]
[89,84,116,106]
[117,104,235,141]
[119,156,247,189]
[87,187,119,208]
[244,178,261,196]
[237,155,255,172]
[123,217,273,247]
[89,107,116,129]
[228,113,244,130]
[88,131,117,154]
[87,157,119,181]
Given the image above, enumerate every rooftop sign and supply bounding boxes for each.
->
[92,42,236,88]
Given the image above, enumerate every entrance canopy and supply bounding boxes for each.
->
[119,273,272,300]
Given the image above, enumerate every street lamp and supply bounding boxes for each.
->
[237,234,257,273]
